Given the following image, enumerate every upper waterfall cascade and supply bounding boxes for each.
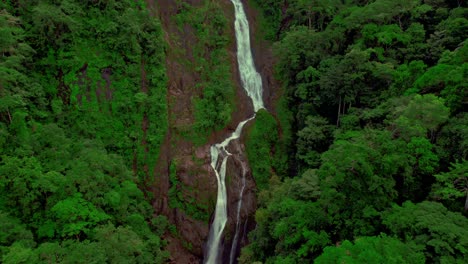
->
[204,0,264,263]
[231,0,264,112]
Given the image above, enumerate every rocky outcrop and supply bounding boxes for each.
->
[146,0,279,262]
[221,139,257,263]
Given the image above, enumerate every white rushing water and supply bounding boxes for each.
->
[205,0,264,263]
[231,0,264,112]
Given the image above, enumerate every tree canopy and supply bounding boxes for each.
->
[0,0,169,262]
[242,0,467,262]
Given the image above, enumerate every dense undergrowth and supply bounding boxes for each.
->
[0,0,169,262]
[163,0,238,224]
[175,0,236,145]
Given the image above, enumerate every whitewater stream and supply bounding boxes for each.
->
[204,0,264,263]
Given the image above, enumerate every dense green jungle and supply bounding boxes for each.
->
[0,0,467,263]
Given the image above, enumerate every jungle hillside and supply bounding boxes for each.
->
[0,0,467,263]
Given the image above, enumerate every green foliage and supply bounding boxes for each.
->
[168,161,181,210]
[0,0,169,262]
[316,235,425,264]
[24,0,167,183]
[243,175,330,263]
[0,10,35,126]
[387,60,427,97]
[0,213,34,256]
[273,95,294,177]
[245,1,467,262]
[50,193,110,238]
[390,94,449,140]
[0,136,169,260]
[246,110,280,190]
[383,201,468,262]
[406,137,439,174]
[0,156,46,219]
[2,0,468,262]
[2,243,37,264]
[296,115,334,168]
[249,0,284,40]
[318,130,402,237]
[437,113,468,163]
[274,27,330,83]
[433,160,468,211]
[175,0,235,145]
[168,161,209,222]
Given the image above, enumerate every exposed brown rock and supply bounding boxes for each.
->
[147,0,279,262]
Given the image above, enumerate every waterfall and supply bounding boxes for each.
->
[231,0,264,112]
[205,0,264,263]
[205,118,254,264]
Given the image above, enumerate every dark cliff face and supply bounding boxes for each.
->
[148,0,278,262]
[222,139,258,263]
[222,3,281,262]
[149,1,212,262]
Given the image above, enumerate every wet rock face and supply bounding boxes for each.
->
[151,0,218,262]
[225,140,257,225]
[217,1,281,260]
[224,140,258,263]
[175,208,209,257]
[150,0,278,262]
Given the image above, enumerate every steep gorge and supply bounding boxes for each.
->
[148,0,279,262]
